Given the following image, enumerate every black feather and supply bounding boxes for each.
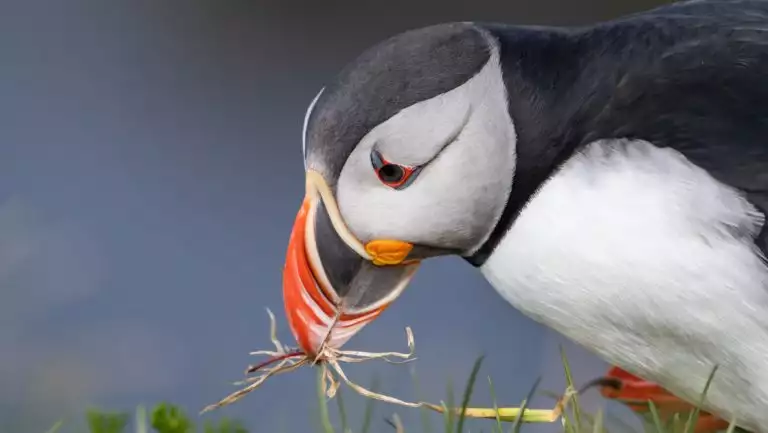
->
[469,0,768,265]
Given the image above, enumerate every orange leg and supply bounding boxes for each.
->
[597,366,730,433]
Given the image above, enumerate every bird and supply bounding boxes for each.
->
[278,1,768,431]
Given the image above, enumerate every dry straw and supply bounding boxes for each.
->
[201,309,576,424]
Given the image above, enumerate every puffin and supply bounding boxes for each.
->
[279,0,768,431]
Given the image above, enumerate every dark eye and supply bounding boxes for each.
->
[378,164,405,183]
[370,149,421,190]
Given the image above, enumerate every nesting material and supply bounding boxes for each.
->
[201,309,576,424]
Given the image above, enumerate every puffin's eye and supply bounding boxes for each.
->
[370,150,420,190]
[378,164,405,183]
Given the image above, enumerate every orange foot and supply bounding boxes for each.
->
[597,366,730,433]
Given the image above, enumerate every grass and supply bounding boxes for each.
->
[43,350,736,433]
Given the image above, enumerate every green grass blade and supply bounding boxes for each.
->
[444,380,456,433]
[487,377,504,433]
[511,377,541,433]
[335,388,348,433]
[559,346,582,430]
[360,376,380,433]
[316,368,335,433]
[647,401,667,433]
[441,401,452,433]
[457,356,485,433]
[135,405,147,433]
[671,412,683,433]
[562,408,576,433]
[592,407,604,433]
[509,397,530,433]
[683,365,718,433]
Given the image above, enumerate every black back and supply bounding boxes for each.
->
[468,0,768,265]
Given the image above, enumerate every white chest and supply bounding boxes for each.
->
[479,139,768,430]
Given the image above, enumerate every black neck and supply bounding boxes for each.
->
[466,6,768,266]
[465,23,620,267]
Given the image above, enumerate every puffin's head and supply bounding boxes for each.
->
[283,22,516,356]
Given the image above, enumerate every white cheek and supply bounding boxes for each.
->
[335,55,516,251]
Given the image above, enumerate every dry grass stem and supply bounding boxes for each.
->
[201,309,576,425]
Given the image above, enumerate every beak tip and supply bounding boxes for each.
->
[282,197,322,356]
[282,193,419,357]
[282,196,366,356]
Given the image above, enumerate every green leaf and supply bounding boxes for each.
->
[150,402,194,433]
[86,409,130,433]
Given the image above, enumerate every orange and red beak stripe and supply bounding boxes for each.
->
[282,197,388,358]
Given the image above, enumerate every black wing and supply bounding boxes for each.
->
[471,1,768,264]
[583,0,768,252]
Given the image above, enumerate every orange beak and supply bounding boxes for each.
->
[282,183,420,357]
[599,366,729,433]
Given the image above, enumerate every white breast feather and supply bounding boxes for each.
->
[481,138,768,431]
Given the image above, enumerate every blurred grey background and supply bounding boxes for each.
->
[1,0,671,432]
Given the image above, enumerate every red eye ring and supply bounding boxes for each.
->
[371,151,418,189]
[377,163,414,188]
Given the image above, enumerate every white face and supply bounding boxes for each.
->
[328,51,517,255]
